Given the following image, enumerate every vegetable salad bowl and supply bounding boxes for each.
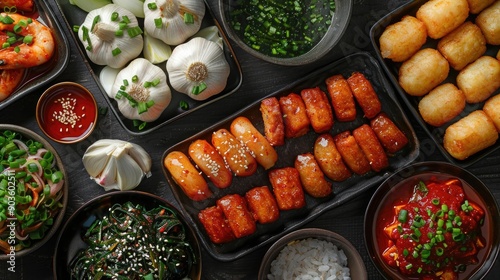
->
[0,124,68,260]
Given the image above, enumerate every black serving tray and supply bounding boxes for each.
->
[370,0,500,167]
[54,0,242,135]
[161,52,420,261]
[0,0,69,111]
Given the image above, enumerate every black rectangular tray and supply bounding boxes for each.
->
[0,0,69,111]
[161,52,420,261]
[370,0,500,167]
[54,0,242,135]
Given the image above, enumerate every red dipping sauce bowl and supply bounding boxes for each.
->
[36,82,98,144]
[364,161,500,280]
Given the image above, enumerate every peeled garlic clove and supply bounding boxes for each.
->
[82,139,152,191]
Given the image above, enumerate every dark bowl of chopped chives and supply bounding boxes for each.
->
[53,190,202,280]
[219,0,352,66]
[364,161,500,280]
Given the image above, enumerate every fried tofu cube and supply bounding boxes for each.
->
[245,186,280,224]
[260,97,285,146]
[217,194,256,238]
[300,87,334,133]
[279,93,311,138]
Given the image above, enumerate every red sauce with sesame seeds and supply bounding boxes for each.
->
[37,84,96,142]
[376,176,488,279]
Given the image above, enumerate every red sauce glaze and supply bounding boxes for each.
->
[378,176,486,279]
[38,86,96,142]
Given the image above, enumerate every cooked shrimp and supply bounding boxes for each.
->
[0,0,34,12]
[0,68,25,101]
[0,12,54,70]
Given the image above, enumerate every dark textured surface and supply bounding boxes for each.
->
[0,0,499,279]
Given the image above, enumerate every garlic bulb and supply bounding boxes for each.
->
[143,0,205,45]
[82,139,152,191]
[78,4,143,68]
[110,58,172,122]
[166,37,230,100]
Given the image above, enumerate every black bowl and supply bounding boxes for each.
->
[53,190,202,279]
[364,161,500,279]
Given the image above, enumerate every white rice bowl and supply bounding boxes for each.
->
[267,238,351,280]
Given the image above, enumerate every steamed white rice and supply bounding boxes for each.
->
[267,238,351,280]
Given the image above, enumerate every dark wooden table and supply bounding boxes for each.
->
[1,0,499,279]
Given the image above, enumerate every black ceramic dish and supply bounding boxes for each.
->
[53,190,202,280]
[54,0,242,135]
[370,0,500,168]
[161,52,420,261]
[0,1,70,111]
[364,161,500,279]
[0,124,68,260]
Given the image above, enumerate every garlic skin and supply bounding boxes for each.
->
[110,58,172,122]
[78,4,143,68]
[143,0,205,46]
[82,139,152,191]
[143,31,172,64]
[167,37,230,100]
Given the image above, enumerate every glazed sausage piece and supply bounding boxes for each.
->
[260,97,285,146]
[230,116,278,170]
[245,186,280,224]
[443,110,499,160]
[211,128,257,177]
[279,93,311,138]
[268,167,306,211]
[346,72,382,119]
[333,131,371,175]
[198,206,236,244]
[325,74,357,122]
[314,134,352,181]
[217,194,257,238]
[352,124,389,172]
[188,139,233,188]
[370,113,409,154]
[300,87,334,133]
[294,153,332,198]
[164,151,212,201]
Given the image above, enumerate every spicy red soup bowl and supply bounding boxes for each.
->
[36,82,98,144]
[364,161,500,280]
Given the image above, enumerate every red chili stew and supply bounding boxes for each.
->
[380,177,486,279]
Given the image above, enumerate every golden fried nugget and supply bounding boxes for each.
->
[217,194,257,238]
[483,94,500,132]
[370,113,409,154]
[476,1,500,45]
[268,167,306,211]
[164,151,212,201]
[279,93,311,138]
[437,22,487,71]
[467,0,496,14]
[456,56,500,103]
[325,74,357,122]
[379,16,427,62]
[212,128,257,177]
[314,134,352,181]
[295,153,332,198]
[188,139,233,189]
[260,97,285,146]
[245,186,280,224]
[230,116,278,170]
[300,87,334,133]
[418,83,466,127]
[347,72,382,119]
[198,206,236,244]
[333,131,371,175]
[398,48,449,96]
[416,0,469,39]
[443,110,499,160]
[352,124,389,172]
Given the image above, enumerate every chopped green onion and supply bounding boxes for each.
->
[112,47,122,56]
